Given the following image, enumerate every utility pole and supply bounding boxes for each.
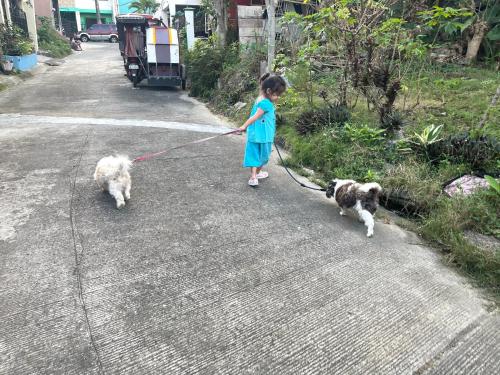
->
[265,0,276,72]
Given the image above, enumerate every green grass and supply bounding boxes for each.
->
[39,40,71,58]
[0,83,7,91]
[197,58,500,298]
[401,65,500,138]
[421,190,500,293]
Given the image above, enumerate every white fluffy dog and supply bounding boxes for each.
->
[94,155,132,209]
[326,179,382,237]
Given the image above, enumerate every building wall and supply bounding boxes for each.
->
[60,0,113,34]
[0,0,11,24]
[157,0,199,26]
[75,0,111,12]
[33,0,53,20]
[237,5,263,44]
[59,0,75,7]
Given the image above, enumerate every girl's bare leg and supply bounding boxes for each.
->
[251,167,257,179]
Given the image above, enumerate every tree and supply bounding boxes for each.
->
[279,0,427,129]
[419,0,500,62]
[464,0,499,62]
[213,0,228,47]
[95,0,102,24]
[129,0,160,14]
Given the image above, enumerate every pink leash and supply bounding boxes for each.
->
[132,129,241,163]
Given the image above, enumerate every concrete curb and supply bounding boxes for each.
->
[0,60,50,90]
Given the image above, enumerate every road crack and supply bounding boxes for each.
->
[69,129,105,374]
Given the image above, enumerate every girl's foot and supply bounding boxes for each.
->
[256,171,269,179]
[248,177,259,187]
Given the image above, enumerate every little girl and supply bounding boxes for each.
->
[239,73,287,187]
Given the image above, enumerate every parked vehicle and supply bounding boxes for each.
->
[77,24,119,43]
[116,14,186,89]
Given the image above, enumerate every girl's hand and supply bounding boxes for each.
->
[237,126,247,134]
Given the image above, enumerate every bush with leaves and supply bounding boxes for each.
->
[210,44,264,111]
[0,24,34,56]
[427,132,500,171]
[37,17,71,58]
[294,104,351,135]
[186,37,238,98]
[281,2,427,127]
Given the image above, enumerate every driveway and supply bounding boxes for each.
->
[0,43,498,374]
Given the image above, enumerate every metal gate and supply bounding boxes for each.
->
[8,0,28,34]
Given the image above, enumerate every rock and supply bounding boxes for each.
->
[233,102,247,111]
[443,175,489,197]
[463,230,500,253]
[44,59,65,66]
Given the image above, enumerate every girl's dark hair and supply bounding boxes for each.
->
[259,73,287,97]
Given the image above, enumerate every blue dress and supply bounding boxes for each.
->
[243,98,275,168]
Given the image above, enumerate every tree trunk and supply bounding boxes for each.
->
[95,0,102,24]
[265,0,276,72]
[214,0,227,47]
[465,19,488,62]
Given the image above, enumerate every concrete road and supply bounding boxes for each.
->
[0,43,498,375]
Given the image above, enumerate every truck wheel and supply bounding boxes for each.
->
[181,79,186,90]
[80,35,89,42]
[110,36,118,43]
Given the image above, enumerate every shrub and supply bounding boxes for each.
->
[186,37,238,99]
[294,105,351,135]
[37,17,71,58]
[0,24,34,56]
[380,110,405,131]
[427,132,500,171]
[210,45,264,110]
[343,123,385,148]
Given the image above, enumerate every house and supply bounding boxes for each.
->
[156,0,206,36]
[1,0,12,24]
[1,0,38,50]
[57,0,115,36]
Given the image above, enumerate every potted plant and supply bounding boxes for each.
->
[0,24,36,72]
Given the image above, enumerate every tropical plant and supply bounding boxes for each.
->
[129,0,159,14]
[412,124,444,148]
[419,1,500,61]
[410,124,444,160]
[427,132,499,169]
[484,175,500,196]
[0,24,34,56]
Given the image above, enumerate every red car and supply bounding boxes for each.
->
[77,24,119,43]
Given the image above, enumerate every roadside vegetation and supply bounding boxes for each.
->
[0,23,34,56]
[185,0,500,297]
[37,17,72,58]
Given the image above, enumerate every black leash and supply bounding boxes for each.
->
[274,142,326,192]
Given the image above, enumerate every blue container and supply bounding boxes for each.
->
[2,53,38,71]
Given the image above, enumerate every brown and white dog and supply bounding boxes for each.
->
[326,179,382,237]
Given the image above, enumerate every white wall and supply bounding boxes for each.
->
[75,0,112,11]
[0,0,11,24]
[156,0,200,26]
